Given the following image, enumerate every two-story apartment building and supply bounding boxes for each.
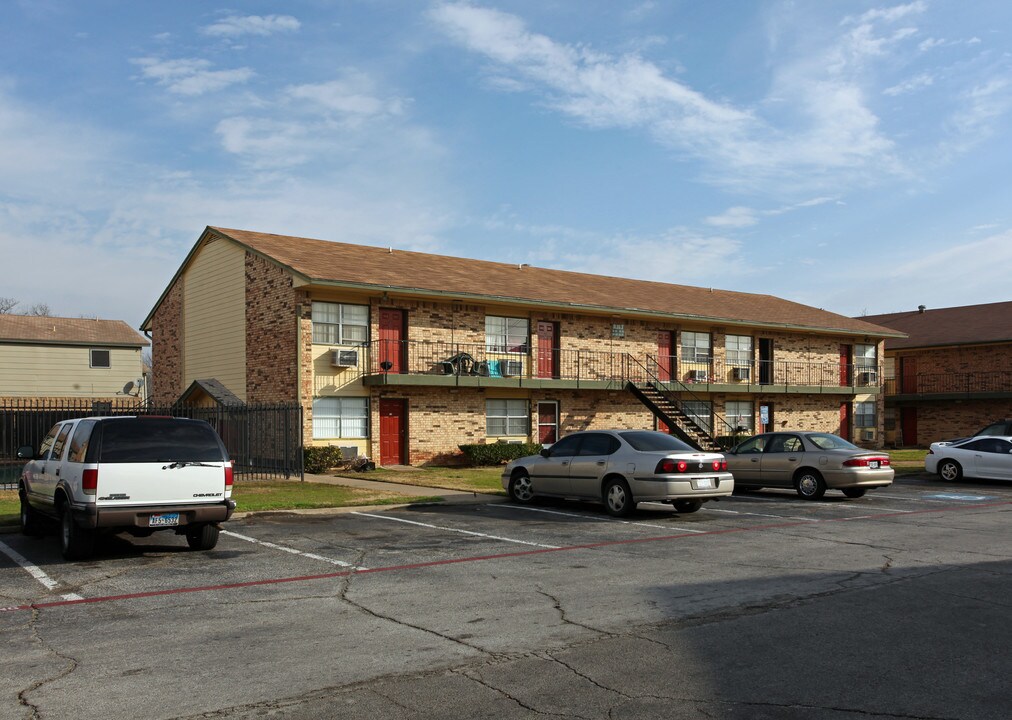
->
[861,302,1012,446]
[0,315,149,407]
[143,227,901,465]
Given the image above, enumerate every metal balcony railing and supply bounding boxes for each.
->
[330,340,883,389]
[883,370,1012,396]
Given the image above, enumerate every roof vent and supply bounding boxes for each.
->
[918,305,926,313]
[518,263,528,270]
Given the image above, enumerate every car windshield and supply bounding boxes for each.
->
[806,433,859,451]
[619,431,694,452]
[97,419,224,463]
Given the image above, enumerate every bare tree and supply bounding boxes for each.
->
[27,303,53,316]
[0,297,18,314]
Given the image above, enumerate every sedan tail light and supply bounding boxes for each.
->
[656,459,690,474]
[711,459,728,472]
[843,457,891,467]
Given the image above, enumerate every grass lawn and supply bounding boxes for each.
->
[0,490,17,527]
[337,466,507,495]
[888,449,929,463]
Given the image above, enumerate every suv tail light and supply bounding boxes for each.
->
[225,462,234,489]
[83,468,98,495]
[843,457,891,467]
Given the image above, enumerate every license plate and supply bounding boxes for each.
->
[149,513,179,527]
[695,478,714,489]
[869,461,880,469]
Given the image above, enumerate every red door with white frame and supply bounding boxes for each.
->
[657,331,674,381]
[379,399,407,465]
[537,322,558,379]
[378,309,405,374]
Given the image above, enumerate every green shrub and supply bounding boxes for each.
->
[304,446,346,474]
[458,442,542,466]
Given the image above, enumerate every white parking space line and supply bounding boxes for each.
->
[491,504,708,533]
[351,512,561,548]
[0,539,83,601]
[221,530,367,570]
[707,507,818,522]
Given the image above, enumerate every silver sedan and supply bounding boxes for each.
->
[725,431,894,499]
[501,430,733,517]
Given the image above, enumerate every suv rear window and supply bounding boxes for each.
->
[94,419,224,463]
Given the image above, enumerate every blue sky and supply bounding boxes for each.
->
[2,1,1010,328]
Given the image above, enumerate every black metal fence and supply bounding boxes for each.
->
[1,399,303,490]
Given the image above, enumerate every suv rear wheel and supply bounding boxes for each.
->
[61,506,95,561]
[186,524,220,551]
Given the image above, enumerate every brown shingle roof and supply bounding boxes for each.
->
[861,302,1012,349]
[0,315,148,347]
[146,226,902,338]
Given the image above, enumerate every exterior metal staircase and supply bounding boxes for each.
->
[626,381,723,452]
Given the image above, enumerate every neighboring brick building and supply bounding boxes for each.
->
[0,315,149,406]
[861,302,1012,446]
[142,227,901,465]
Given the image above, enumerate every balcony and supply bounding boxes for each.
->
[883,370,1012,401]
[324,340,881,394]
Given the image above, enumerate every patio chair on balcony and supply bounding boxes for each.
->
[440,352,476,375]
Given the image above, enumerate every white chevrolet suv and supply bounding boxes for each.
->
[18,416,236,560]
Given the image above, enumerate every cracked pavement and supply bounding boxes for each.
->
[1,478,1009,719]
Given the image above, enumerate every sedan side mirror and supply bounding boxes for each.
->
[540,448,551,458]
[16,445,34,460]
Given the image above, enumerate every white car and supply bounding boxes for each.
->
[925,435,1012,481]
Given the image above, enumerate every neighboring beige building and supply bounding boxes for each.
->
[0,315,149,405]
[143,226,902,465]
[861,302,1012,446]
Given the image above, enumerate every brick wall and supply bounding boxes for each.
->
[245,253,304,405]
[150,280,183,405]
[895,343,1012,376]
[901,399,1012,446]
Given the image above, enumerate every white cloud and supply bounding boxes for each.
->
[845,2,927,26]
[884,72,934,96]
[131,57,254,95]
[200,15,300,38]
[286,72,406,119]
[705,207,758,228]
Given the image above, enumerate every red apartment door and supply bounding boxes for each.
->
[839,402,852,441]
[901,408,918,447]
[839,344,852,386]
[657,331,674,381]
[901,357,918,393]
[378,308,405,373]
[537,322,558,379]
[537,401,559,444]
[379,399,407,465]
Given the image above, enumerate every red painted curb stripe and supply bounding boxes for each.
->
[3,500,1008,615]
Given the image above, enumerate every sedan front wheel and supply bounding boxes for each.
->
[508,471,535,504]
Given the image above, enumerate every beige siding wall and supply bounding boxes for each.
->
[0,345,144,397]
[183,237,246,400]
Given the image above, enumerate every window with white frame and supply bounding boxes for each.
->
[312,397,369,439]
[682,400,713,434]
[725,401,754,433]
[855,401,876,428]
[485,316,529,354]
[681,331,711,363]
[312,302,369,345]
[855,344,877,369]
[486,399,529,436]
[726,335,753,366]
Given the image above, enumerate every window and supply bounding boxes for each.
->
[681,331,711,363]
[725,401,754,433]
[767,434,803,453]
[312,302,368,345]
[97,419,224,463]
[545,433,582,457]
[855,401,876,428]
[50,424,74,462]
[313,397,369,439]
[682,400,712,434]
[486,316,529,354]
[855,344,877,369]
[576,433,620,456]
[960,438,1012,454]
[90,349,111,368]
[67,420,97,463]
[726,335,753,366]
[38,425,61,460]
[486,399,529,436]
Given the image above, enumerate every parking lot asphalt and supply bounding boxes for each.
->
[2,474,1010,719]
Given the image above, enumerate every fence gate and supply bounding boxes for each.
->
[1,399,303,490]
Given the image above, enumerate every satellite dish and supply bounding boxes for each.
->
[122,381,135,395]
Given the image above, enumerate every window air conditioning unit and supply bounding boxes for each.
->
[688,369,708,382]
[858,370,878,385]
[331,349,360,368]
[501,360,523,376]
[732,367,751,381]
[862,430,875,441]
